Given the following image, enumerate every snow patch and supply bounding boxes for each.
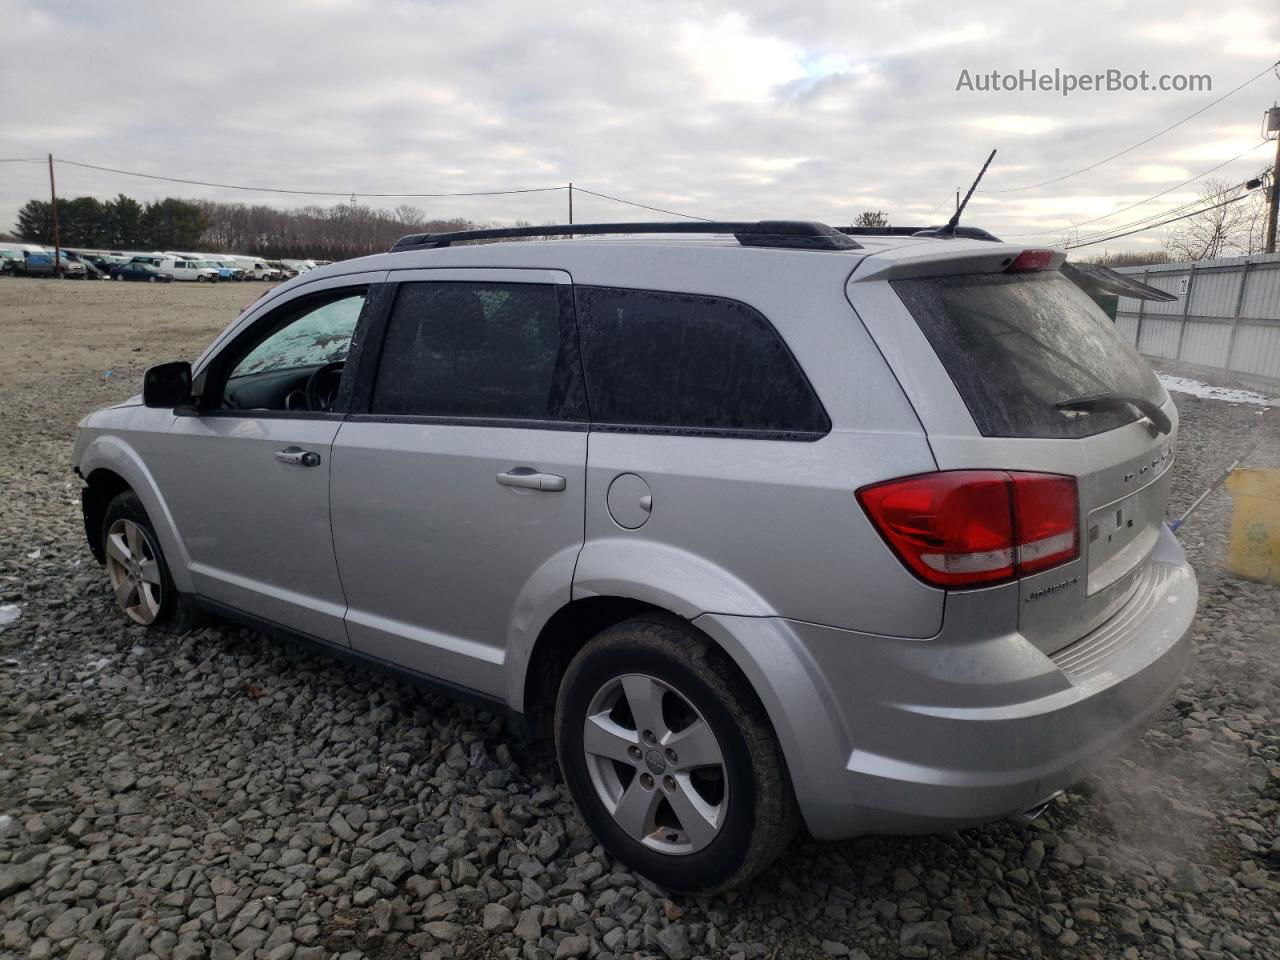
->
[1158,374,1278,408]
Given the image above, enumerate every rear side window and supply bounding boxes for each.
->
[372,281,586,422]
[574,286,829,437]
[892,272,1164,439]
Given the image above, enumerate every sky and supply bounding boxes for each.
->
[1,0,1278,253]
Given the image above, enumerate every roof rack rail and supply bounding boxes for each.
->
[837,225,1003,242]
[391,220,862,252]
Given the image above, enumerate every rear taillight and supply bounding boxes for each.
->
[857,471,1078,588]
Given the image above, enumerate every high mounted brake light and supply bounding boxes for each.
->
[857,471,1079,589]
[1006,249,1055,272]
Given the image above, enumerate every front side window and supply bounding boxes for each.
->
[573,286,830,436]
[216,289,367,412]
[232,293,366,378]
[371,281,584,422]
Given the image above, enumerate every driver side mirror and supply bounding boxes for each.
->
[143,361,193,408]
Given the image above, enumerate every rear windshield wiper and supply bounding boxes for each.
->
[1055,392,1172,435]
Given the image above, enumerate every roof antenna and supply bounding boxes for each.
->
[914,148,996,239]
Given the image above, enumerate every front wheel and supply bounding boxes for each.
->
[555,615,798,894]
[101,491,196,631]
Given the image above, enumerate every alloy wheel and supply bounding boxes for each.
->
[104,518,163,624]
[582,673,728,854]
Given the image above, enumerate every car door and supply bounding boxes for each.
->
[329,268,588,698]
[154,272,388,643]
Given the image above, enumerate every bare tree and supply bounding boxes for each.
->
[853,210,889,227]
[1087,249,1171,268]
[393,204,426,229]
[1164,178,1267,261]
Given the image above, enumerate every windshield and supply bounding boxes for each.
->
[892,271,1166,439]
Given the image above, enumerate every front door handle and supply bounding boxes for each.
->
[275,446,322,467]
[496,468,566,492]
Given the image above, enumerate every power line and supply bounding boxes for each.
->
[1056,176,1253,247]
[54,157,570,198]
[1065,192,1253,249]
[0,158,44,163]
[36,155,715,220]
[571,186,712,221]
[1002,140,1273,239]
[987,59,1280,193]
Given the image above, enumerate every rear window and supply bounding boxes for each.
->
[892,271,1165,439]
[574,286,829,437]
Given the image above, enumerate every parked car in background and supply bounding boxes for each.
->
[109,261,173,283]
[64,251,110,279]
[151,257,220,282]
[73,219,1195,894]
[198,259,238,282]
[16,250,88,278]
[0,248,24,274]
[230,256,273,280]
[266,260,294,279]
[93,254,132,274]
[209,257,248,281]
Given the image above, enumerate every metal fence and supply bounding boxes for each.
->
[1113,252,1280,389]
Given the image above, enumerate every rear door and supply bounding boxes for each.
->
[849,257,1175,654]
[329,268,588,698]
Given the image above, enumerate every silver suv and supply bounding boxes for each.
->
[73,220,1196,893]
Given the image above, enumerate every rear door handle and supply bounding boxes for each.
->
[496,468,566,492]
[275,446,322,467]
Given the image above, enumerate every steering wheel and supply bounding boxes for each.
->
[306,361,345,412]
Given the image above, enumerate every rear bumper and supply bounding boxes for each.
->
[696,524,1196,839]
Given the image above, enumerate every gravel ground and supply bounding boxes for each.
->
[1,276,1278,960]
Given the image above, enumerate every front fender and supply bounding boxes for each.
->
[77,431,194,593]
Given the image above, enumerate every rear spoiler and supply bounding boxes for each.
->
[1060,262,1177,302]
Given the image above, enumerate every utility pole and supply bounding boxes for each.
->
[1266,137,1279,255]
[1266,105,1280,255]
[48,153,62,279]
[568,182,574,224]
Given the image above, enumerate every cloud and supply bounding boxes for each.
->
[0,0,1276,251]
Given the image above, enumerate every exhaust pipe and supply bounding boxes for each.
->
[1009,790,1064,825]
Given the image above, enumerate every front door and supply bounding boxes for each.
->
[156,275,385,643]
[330,269,588,698]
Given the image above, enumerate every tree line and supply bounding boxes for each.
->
[12,194,479,260]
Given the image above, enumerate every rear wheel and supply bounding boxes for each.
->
[555,615,798,894]
[101,491,196,632]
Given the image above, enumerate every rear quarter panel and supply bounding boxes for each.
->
[569,248,943,637]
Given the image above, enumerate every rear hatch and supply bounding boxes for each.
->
[870,254,1175,655]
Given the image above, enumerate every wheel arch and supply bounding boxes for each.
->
[82,467,133,563]
[77,435,194,592]
[519,595,662,740]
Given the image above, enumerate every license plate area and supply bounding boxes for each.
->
[1086,470,1169,595]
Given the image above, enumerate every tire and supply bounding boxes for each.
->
[149,275,157,283]
[101,491,198,633]
[555,615,799,894]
